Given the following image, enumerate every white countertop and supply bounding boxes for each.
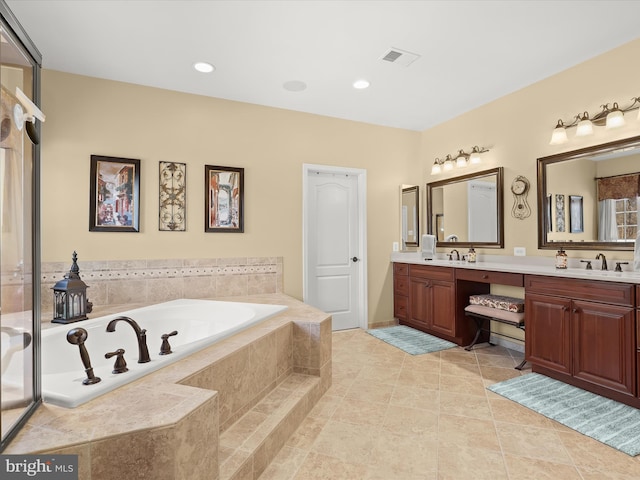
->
[390,252,640,284]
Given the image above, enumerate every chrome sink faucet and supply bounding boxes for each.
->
[595,253,608,271]
[449,249,460,261]
[106,316,151,363]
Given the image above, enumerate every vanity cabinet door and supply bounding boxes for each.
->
[430,280,455,337]
[572,300,636,396]
[525,293,572,375]
[409,277,430,327]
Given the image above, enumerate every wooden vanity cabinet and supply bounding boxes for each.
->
[395,264,456,340]
[393,263,409,320]
[637,284,640,400]
[525,275,636,401]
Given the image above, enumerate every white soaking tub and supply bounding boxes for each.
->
[37,299,287,407]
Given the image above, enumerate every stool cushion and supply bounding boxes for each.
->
[464,304,525,327]
[469,294,524,313]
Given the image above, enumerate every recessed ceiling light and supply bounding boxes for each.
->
[353,79,370,90]
[283,80,307,92]
[193,62,215,73]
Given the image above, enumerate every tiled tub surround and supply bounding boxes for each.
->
[39,256,283,318]
[5,293,332,480]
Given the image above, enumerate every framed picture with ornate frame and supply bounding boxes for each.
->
[89,155,140,232]
[204,164,244,233]
[569,195,584,233]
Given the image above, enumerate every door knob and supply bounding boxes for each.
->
[352,257,359,262]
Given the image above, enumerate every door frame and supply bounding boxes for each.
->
[302,163,368,330]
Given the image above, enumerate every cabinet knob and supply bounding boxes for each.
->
[482,275,489,279]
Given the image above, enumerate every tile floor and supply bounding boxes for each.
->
[259,328,640,479]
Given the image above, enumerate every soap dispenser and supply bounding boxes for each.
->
[467,246,476,263]
[555,247,568,269]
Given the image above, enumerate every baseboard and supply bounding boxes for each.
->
[489,334,524,353]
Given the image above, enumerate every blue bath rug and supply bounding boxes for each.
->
[488,373,640,456]
[366,325,457,355]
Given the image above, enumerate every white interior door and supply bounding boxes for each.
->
[303,165,366,331]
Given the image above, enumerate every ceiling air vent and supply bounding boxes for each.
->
[380,47,420,67]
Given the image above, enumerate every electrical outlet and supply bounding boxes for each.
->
[392,242,399,252]
[514,247,526,256]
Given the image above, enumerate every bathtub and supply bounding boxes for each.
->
[38,299,287,408]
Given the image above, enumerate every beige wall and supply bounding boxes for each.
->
[40,70,421,326]
[422,37,640,262]
[40,37,640,326]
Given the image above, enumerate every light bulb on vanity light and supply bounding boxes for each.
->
[576,112,594,137]
[455,150,468,167]
[549,120,568,145]
[605,103,625,129]
[469,146,483,164]
[443,155,454,171]
[431,159,442,175]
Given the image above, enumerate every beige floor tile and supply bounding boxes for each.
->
[488,398,555,429]
[495,421,573,464]
[383,405,438,436]
[503,454,583,480]
[258,331,638,480]
[356,363,402,384]
[310,420,378,465]
[369,429,438,476]
[390,384,440,411]
[439,373,486,396]
[439,349,478,365]
[440,361,481,378]
[330,396,389,427]
[439,391,492,420]
[345,378,396,404]
[292,451,369,480]
[437,444,508,480]
[558,430,640,478]
[479,364,522,383]
[438,415,501,451]
[397,366,441,389]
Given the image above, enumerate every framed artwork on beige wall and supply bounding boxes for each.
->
[89,155,140,232]
[159,161,186,231]
[204,165,244,233]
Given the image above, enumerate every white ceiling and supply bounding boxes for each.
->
[6,0,640,131]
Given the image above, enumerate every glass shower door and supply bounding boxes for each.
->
[0,7,41,451]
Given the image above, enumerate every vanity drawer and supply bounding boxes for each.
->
[394,294,408,319]
[456,269,524,287]
[525,275,633,306]
[409,264,454,282]
[394,275,409,296]
[394,263,409,276]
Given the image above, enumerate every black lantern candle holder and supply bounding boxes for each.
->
[52,251,91,324]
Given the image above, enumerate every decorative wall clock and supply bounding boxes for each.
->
[511,175,531,219]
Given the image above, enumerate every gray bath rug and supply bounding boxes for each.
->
[488,373,640,456]
[366,325,457,355]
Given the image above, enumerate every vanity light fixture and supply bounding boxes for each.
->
[549,96,640,145]
[430,146,490,175]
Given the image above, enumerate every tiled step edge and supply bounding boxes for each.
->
[219,373,322,480]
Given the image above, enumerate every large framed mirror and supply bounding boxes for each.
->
[401,185,419,248]
[537,135,640,251]
[426,167,504,248]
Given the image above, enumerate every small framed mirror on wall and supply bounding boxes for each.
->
[426,167,504,248]
[401,185,419,248]
[537,135,640,251]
